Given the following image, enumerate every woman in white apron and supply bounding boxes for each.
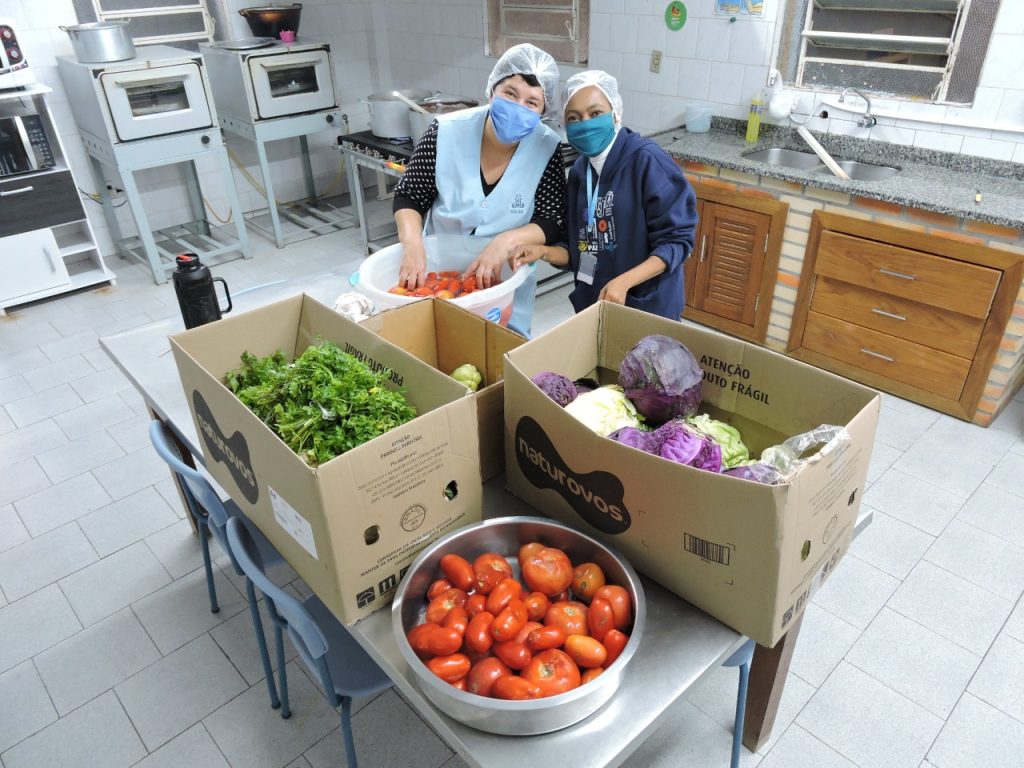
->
[392,44,565,336]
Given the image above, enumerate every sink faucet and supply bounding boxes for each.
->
[838,87,877,128]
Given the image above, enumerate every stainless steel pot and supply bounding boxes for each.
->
[364,89,433,139]
[392,516,646,736]
[409,99,480,142]
[59,21,135,64]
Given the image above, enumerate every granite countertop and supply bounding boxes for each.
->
[652,120,1024,230]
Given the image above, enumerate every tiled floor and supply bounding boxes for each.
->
[2,225,1023,768]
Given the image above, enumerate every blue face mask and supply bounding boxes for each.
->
[489,96,541,144]
[566,112,616,157]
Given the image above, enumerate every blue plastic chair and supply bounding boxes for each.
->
[226,515,393,768]
[148,420,283,712]
[722,637,756,768]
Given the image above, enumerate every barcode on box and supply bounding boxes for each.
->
[684,533,730,565]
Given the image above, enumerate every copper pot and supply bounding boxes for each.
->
[239,3,302,38]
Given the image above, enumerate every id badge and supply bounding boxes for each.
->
[577,251,597,285]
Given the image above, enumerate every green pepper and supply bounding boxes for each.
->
[451,363,482,392]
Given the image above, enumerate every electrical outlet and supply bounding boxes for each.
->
[650,50,662,74]
[767,69,779,87]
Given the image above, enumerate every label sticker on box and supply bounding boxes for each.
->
[269,486,318,560]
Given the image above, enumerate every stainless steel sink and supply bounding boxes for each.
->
[743,148,821,169]
[813,159,899,182]
[743,147,899,181]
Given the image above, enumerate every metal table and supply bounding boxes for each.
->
[100,275,870,765]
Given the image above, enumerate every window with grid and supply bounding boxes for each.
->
[485,0,589,66]
[73,0,214,48]
[779,0,1002,104]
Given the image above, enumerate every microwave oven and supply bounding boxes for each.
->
[0,113,55,177]
[0,19,34,90]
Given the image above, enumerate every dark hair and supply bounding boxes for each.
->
[495,73,543,92]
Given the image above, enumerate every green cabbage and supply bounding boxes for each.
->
[563,385,643,437]
[685,414,750,469]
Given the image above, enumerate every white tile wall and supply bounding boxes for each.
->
[9,0,1022,263]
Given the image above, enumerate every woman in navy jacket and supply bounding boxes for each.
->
[512,70,698,320]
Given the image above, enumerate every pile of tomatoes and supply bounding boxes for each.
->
[388,271,496,299]
[405,542,633,700]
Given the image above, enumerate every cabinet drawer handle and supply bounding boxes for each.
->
[871,307,906,321]
[698,234,707,262]
[879,267,916,281]
[0,185,33,197]
[860,347,894,363]
[43,246,60,274]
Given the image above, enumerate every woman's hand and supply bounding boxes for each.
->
[398,240,427,289]
[509,244,547,270]
[598,274,633,305]
[465,236,513,288]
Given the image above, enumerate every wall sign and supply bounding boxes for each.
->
[665,2,687,31]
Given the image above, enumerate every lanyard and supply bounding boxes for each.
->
[585,165,599,234]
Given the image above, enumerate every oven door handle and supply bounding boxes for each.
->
[110,76,188,89]
[256,58,322,71]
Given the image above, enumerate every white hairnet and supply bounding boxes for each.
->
[565,70,624,121]
[486,43,560,116]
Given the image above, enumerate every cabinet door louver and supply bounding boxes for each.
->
[695,203,770,325]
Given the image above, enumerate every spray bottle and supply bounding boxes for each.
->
[745,89,765,144]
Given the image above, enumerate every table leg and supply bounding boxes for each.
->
[741,611,805,752]
[344,151,370,254]
[149,408,200,536]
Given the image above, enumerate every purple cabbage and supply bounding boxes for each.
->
[531,371,578,407]
[618,335,703,423]
[608,426,663,455]
[573,377,600,394]
[723,463,783,484]
[655,420,722,472]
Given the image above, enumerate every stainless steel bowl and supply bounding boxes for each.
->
[392,516,646,735]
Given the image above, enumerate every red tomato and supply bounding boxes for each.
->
[439,554,475,592]
[592,585,632,630]
[521,649,581,697]
[465,593,487,617]
[440,270,461,278]
[551,589,572,603]
[435,290,455,300]
[571,562,606,603]
[517,542,545,568]
[427,653,471,683]
[425,588,468,625]
[603,629,628,667]
[524,591,550,622]
[490,599,528,642]
[443,606,469,637]
[407,624,462,657]
[426,577,454,601]
[461,276,478,295]
[450,677,467,691]
[492,675,541,700]
[485,578,522,616]
[493,640,532,670]
[411,286,433,297]
[521,547,574,597]
[466,657,512,697]
[564,634,608,668]
[388,285,409,295]
[581,668,604,685]
[473,553,513,594]
[545,600,589,637]
[464,612,495,655]
[514,620,543,646]
[525,625,566,653]
[587,597,615,643]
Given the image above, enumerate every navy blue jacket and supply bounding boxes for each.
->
[565,128,698,320]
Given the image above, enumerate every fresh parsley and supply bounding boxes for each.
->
[225,340,416,466]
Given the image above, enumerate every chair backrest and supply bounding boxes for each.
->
[148,420,235,561]
[226,516,331,676]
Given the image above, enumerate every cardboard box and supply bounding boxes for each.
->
[170,294,483,625]
[504,302,880,647]
[361,298,526,482]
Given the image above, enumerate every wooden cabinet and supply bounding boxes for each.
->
[788,211,1024,420]
[683,184,788,343]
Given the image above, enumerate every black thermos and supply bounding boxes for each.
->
[172,253,232,329]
